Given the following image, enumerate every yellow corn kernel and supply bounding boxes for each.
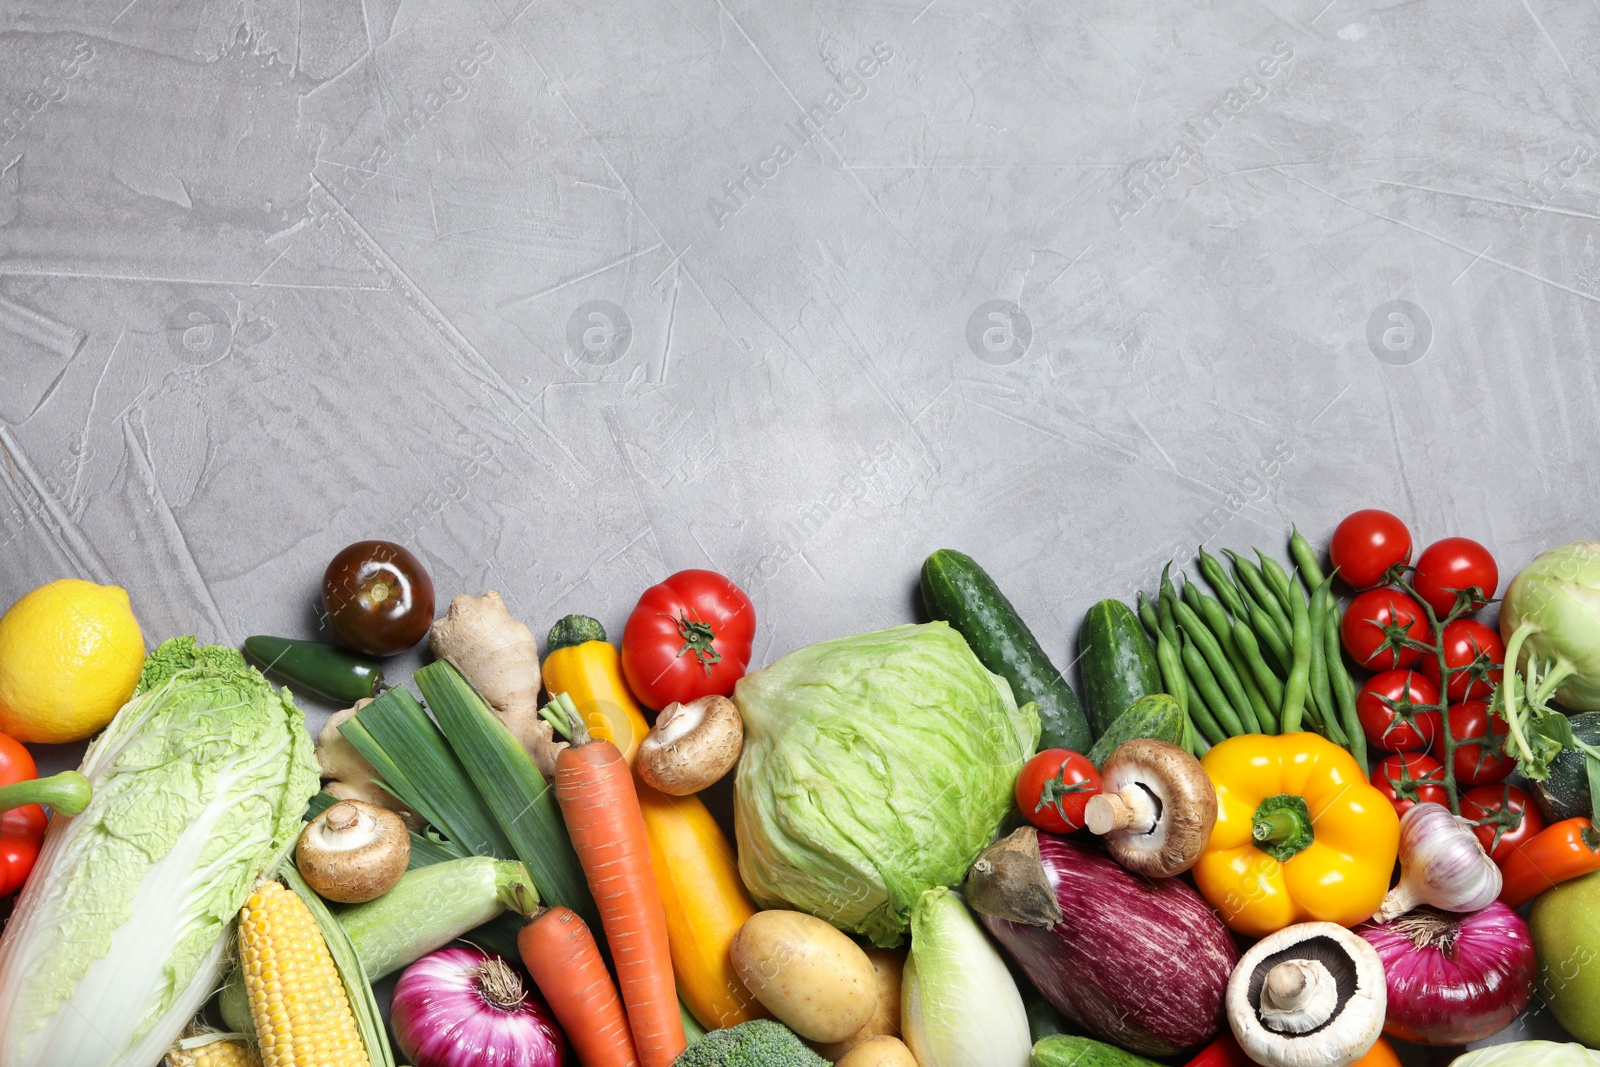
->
[238,882,367,1067]
[165,1036,262,1067]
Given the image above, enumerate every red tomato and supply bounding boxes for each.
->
[1419,619,1505,703]
[620,570,756,710]
[1449,700,1514,787]
[1371,753,1448,816]
[1016,749,1101,834]
[1356,670,1441,753]
[1330,510,1413,589]
[1461,784,1545,865]
[1412,537,1499,617]
[1341,589,1430,670]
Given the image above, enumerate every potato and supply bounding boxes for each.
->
[835,1036,918,1067]
[815,947,906,1060]
[731,910,876,1042]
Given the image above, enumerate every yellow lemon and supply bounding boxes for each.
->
[0,579,145,743]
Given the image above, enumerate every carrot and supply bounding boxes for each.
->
[520,906,640,1067]
[554,712,687,1067]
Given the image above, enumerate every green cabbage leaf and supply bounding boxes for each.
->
[0,637,317,1067]
[734,622,1039,946]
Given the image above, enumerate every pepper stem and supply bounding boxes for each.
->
[0,770,92,817]
[1251,794,1315,863]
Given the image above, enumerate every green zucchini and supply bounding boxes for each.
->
[1531,711,1600,822]
[1031,1035,1162,1067]
[920,549,1091,752]
[1086,694,1184,767]
[1079,599,1163,737]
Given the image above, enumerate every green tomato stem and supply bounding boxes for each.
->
[0,770,91,817]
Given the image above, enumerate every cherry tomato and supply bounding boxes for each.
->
[1016,749,1101,834]
[1371,753,1448,816]
[1419,618,1504,703]
[1449,700,1514,787]
[620,570,756,710]
[1412,537,1499,617]
[322,540,435,656]
[1461,784,1545,865]
[1356,670,1441,753]
[1330,510,1412,590]
[1341,589,1429,670]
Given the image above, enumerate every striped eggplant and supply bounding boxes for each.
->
[965,828,1236,1057]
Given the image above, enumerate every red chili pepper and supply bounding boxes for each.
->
[1500,817,1600,908]
[0,733,93,896]
[1184,1032,1251,1067]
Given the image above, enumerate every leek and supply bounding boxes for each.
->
[0,637,317,1067]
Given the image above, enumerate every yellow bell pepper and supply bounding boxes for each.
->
[541,615,651,765]
[1193,732,1399,938]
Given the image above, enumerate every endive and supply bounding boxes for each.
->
[0,637,317,1067]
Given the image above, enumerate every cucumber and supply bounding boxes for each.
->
[1031,1035,1162,1067]
[1531,711,1600,822]
[1079,600,1163,737]
[921,550,1091,752]
[1086,694,1184,767]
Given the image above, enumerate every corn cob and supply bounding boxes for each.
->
[166,1035,262,1067]
[239,881,368,1067]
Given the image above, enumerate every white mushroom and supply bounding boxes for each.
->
[295,799,411,903]
[1227,922,1387,1067]
[635,695,743,795]
[1084,738,1217,878]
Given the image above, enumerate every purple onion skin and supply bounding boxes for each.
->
[392,946,569,1067]
[978,834,1237,1056]
[1357,901,1538,1045]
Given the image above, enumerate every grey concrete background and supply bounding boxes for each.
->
[1,0,1596,1061]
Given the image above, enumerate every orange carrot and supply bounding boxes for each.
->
[520,906,640,1067]
[554,718,687,1067]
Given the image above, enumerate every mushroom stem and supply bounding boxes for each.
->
[1085,788,1157,835]
[1259,959,1338,1034]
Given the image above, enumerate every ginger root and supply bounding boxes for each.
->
[429,591,567,779]
[315,699,425,830]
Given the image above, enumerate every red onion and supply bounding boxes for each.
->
[1356,902,1536,1045]
[392,946,568,1067]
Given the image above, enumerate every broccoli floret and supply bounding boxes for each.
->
[672,1020,828,1067]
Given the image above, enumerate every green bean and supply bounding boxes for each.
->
[1325,605,1365,766]
[1257,550,1297,617]
[1179,635,1230,744]
[1137,592,1162,643]
[1157,564,1182,647]
[1174,599,1259,733]
[1281,572,1313,733]
[1179,628,1246,736]
[1228,551,1293,640]
[1232,620,1283,727]
[1198,547,1250,620]
[1185,584,1272,735]
[1153,629,1189,719]
[1240,590,1293,674]
[1308,574,1337,738]
[1289,526,1328,591]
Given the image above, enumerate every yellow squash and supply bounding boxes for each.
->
[639,785,767,1030]
[542,615,650,764]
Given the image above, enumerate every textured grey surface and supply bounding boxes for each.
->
[1,0,1595,1058]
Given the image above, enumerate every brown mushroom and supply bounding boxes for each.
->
[635,695,743,795]
[1083,738,1217,878]
[295,799,410,903]
[1226,922,1387,1067]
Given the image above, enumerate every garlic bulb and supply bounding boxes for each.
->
[1375,802,1501,922]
